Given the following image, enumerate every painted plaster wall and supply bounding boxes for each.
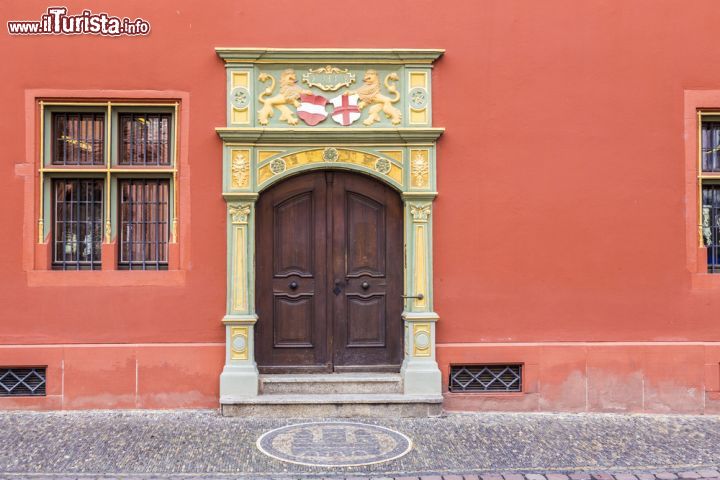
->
[2,0,720,412]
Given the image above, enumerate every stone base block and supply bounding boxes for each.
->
[219,365,259,398]
[221,393,443,417]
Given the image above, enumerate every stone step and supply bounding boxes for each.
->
[221,393,443,418]
[259,373,403,395]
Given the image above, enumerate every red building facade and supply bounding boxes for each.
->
[3,0,720,414]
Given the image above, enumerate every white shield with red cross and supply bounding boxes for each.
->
[297,94,329,126]
[330,93,361,126]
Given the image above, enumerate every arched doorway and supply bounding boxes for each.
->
[254,170,404,372]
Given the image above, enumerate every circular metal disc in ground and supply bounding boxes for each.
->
[256,421,413,467]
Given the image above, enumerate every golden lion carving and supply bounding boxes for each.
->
[257,69,311,126]
[351,69,402,126]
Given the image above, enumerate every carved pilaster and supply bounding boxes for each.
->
[220,200,259,398]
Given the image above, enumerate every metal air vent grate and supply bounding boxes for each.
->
[449,364,522,392]
[0,367,46,396]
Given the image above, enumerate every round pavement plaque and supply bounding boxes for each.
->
[256,421,413,467]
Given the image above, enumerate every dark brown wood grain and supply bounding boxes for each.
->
[255,171,403,372]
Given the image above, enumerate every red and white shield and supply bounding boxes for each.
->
[330,93,361,126]
[297,94,329,126]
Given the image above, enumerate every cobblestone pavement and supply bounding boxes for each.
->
[0,410,718,479]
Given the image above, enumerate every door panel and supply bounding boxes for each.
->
[331,173,403,370]
[273,295,314,347]
[346,294,386,347]
[345,192,386,277]
[273,192,314,277]
[256,173,329,372]
[256,170,403,372]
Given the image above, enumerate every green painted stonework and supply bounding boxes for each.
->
[216,48,444,399]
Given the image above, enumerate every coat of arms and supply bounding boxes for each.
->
[297,94,329,126]
[329,93,361,126]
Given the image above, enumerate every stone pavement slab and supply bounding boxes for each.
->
[0,410,718,478]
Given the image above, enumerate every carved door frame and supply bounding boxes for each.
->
[215,48,444,400]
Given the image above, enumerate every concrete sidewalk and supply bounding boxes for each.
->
[0,410,718,478]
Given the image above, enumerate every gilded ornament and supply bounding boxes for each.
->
[374,157,391,175]
[230,326,249,360]
[229,203,251,224]
[231,151,250,188]
[257,69,312,126]
[323,147,339,162]
[302,65,356,91]
[349,70,402,126]
[412,323,432,357]
[410,204,431,221]
[411,150,429,188]
[269,158,287,174]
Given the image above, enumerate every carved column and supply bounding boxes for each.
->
[219,200,259,398]
[401,196,441,395]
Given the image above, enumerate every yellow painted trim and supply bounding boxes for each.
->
[410,149,431,188]
[413,224,427,311]
[230,326,249,360]
[412,323,431,357]
[172,103,179,243]
[104,102,111,243]
[230,149,251,188]
[42,102,178,107]
[38,101,45,243]
[232,225,248,312]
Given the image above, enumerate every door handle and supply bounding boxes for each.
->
[402,293,424,300]
[289,281,298,290]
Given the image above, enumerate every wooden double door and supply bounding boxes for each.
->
[255,170,403,372]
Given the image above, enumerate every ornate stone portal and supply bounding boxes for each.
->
[216,48,444,399]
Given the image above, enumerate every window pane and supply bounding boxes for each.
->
[52,179,103,270]
[52,113,105,166]
[119,114,171,166]
[119,179,169,270]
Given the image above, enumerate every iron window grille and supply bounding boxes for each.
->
[119,179,170,270]
[52,178,104,270]
[39,104,178,270]
[449,364,522,393]
[119,113,171,166]
[0,368,46,396]
[52,112,105,165]
[701,120,720,272]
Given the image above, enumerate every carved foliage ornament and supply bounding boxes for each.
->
[410,204,431,222]
[411,151,429,188]
[231,151,250,188]
[229,204,251,224]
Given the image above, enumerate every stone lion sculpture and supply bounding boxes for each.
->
[351,69,402,126]
[257,69,311,126]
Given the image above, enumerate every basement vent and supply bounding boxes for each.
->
[449,364,522,393]
[0,367,46,396]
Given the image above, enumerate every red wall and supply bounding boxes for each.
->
[2,0,720,412]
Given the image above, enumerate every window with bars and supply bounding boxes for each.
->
[119,114,171,166]
[40,103,177,271]
[52,112,105,165]
[701,120,720,273]
[52,179,104,270]
[119,179,170,269]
